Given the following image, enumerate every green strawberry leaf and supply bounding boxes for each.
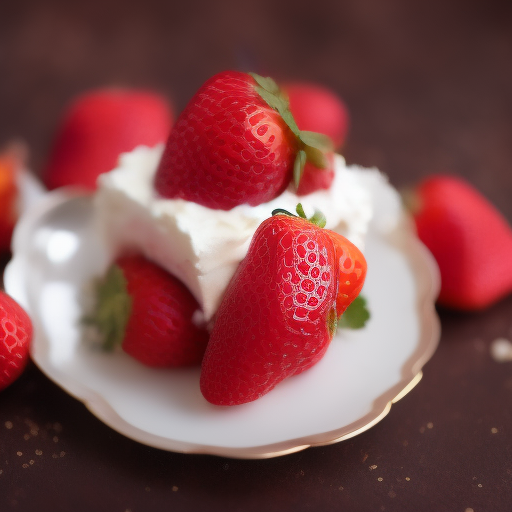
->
[272,208,295,217]
[299,131,334,152]
[295,203,326,228]
[293,150,307,188]
[296,203,306,218]
[254,86,287,114]
[304,145,329,170]
[82,264,132,351]
[309,209,327,228]
[279,108,301,137]
[338,295,370,330]
[248,72,280,95]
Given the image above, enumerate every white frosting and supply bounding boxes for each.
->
[94,145,401,321]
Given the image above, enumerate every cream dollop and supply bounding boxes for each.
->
[94,145,400,321]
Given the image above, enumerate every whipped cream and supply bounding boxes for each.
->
[94,145,401,322]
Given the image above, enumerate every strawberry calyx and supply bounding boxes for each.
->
[83,264,132,351]
[249,73,333,189]
[272,203,327,228]
[338,295,370,329]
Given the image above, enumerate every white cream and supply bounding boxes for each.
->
[94,145,401,321]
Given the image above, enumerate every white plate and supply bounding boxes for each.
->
[4,190,440,459]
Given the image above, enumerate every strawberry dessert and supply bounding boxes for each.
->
[88,71,402,404]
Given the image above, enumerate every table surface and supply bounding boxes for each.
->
[1,1,512,511]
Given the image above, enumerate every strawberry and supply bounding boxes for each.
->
[282,82,350,149]
[154,71,332,210]
[410,174,512,310]
[0,291,33,391]
[200,205,367,406]
[43,88,174,191]
[329,229,367,317]
[86,254,208,367]
[296,152,335,196]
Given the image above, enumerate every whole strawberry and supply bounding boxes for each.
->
[282,82,350,149]
[154,71,332,210]
[87,254,208,367]
[43,88,174,191]
[411,174,512,310]
[200,205,367,406]
[0,291,33,391]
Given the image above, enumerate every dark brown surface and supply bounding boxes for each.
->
[1,1,512,510]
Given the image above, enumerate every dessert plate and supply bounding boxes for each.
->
[4,190,440,459]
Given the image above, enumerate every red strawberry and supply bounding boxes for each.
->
[296,152,335,196]
[200,206,366,406]
[411,174,512,310]
[43,88,174,191]
[154,71,332,210]
[282,82,349,149]
[87,254,208,367]
[0,291,33,391]
[329,230,367,317]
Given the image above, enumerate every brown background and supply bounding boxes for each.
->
[1,1,512,510]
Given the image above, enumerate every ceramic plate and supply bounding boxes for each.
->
[4,190,440,459]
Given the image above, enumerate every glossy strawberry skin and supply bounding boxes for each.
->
[296,152,335,196]
[154,71,297,210]
[43,88,173,191]
[0,292,33,391]
[0,154,18,252]
[116,255,208,367]
[328,230,367,316]
[283,82,349,149]
[413,175,512,310]
[200,215,338,406]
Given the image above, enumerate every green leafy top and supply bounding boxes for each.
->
[338,295,370,330]
[83,265,132,351]
[272,203,326,228]
[249,72,333,189]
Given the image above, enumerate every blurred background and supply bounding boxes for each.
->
[1,1,512,511]
[2,0,511,202]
